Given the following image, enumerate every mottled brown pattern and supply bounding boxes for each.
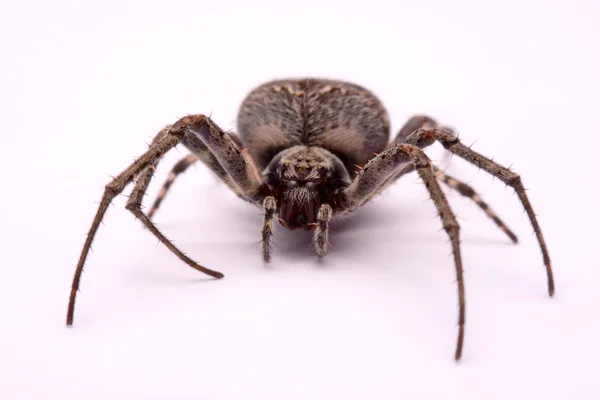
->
[434,169,518,243]
[403,126,554,297]
[237,79,390,172]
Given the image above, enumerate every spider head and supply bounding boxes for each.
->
[262,146,351,230]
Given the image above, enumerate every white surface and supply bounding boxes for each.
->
[1,0,599,399]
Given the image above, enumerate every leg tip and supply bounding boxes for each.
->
[262,247,272,263]
[214,272,225,279]
[454,348,463,362]
[546,265,555,297]
[315,248,327,258]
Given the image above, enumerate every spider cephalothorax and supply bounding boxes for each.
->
[261,146,351,230]
[67,78,554,362]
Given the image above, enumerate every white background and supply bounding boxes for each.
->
[1,0,599,398]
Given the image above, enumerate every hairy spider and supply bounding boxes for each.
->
[67,78,554,360]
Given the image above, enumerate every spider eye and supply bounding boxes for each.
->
[305,181,318,189]
[285,180,299,188]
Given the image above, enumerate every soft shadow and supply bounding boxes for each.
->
[149,185,518,271]
[138,274,224,286]
[460,236,519,246]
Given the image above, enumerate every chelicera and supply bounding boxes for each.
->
[67,78,554,360]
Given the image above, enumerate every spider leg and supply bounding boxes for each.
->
[434,168,518,243]
[369,162,517,243]
[183,116,262,200]
[68,125,177,325]
[313,204,332,257]
[261,196,276,262]
[337,143,466,360]
[68,115,262,326]
[393,114,438,145]
[404,126,554,296]
[125,159,224,275]
[374,115,518,242]
[147,131,253,220]
[365,115,438,198]
[67,121,215,325]
[377,115,440,191]
[147,154,198,220]
[369,163,415,199]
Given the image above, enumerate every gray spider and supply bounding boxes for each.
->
[67,78,554,361]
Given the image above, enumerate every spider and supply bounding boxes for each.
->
[67,78,554,360]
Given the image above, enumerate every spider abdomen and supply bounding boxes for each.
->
[237,79,391,172]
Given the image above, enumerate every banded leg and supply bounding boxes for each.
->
[147,132,252,220]
[68,119,221,325]
[404,126,554,296]
[313,204,332,257]
[67,115,261,326]
[126,160,223,274]
[367,161,517,243]
[147,154,198,220]
[338,143,466,360]
[375,115,518,242]
[261,196,276,262]
[434,168,518,243]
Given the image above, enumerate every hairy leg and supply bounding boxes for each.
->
[68,115,263,326]
[393,114,437,144]
[434,168,518,243]
[68,121,220,325]
[337,143,466,360]
[404,126,554,296]
[374,115,517,242]
[126,160,224,274]
[368,162,517,243]
[183,117,261,200]
[313,203,332,257]
[147,154,198,220]
[261,196,276,262]
[372,115,440,196]
[147,131,253,219]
